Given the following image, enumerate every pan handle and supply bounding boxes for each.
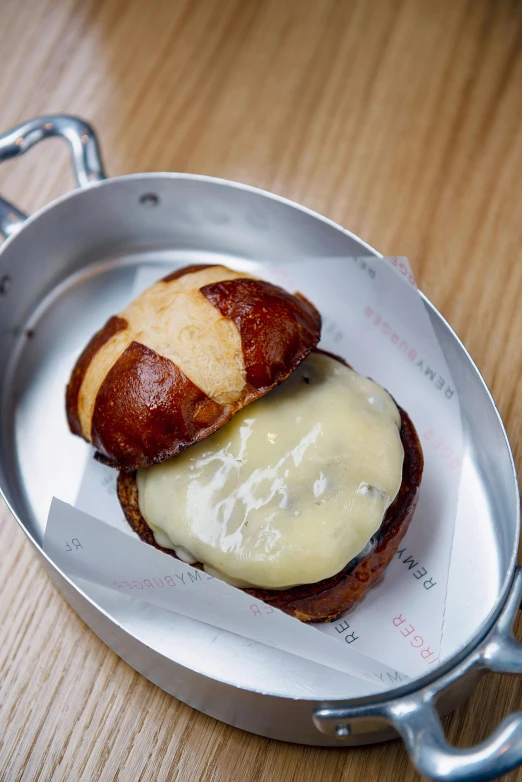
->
[314,567,522,782]
[0,115,106,238]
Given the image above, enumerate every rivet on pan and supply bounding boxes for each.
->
[0,275,10,295]
[139,193,160,207]
[335,724,351,738]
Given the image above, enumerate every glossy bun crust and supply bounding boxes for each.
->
[117,354,424,623]
[66,264,321,471]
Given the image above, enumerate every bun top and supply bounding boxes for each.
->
[66,264,321,470]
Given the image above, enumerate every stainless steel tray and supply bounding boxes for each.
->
[0,115,520,782]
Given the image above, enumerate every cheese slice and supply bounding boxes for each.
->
[136,352,404,589]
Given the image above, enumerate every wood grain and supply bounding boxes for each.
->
[1,0,522,779]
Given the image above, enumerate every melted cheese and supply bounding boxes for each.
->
[136,353,404,589]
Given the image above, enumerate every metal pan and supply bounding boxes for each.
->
[0,115,520,782]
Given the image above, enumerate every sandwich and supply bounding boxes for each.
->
[66,264,423,622]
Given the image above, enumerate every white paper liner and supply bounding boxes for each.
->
[44,256,463,686]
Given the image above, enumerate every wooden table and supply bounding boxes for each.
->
[1,0,522,779]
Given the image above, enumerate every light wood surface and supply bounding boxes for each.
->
[1,0,522,779]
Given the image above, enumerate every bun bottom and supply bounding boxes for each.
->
[117,355,423,623]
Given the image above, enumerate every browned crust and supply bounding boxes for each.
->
[161,264,214,283]
[201,278,321,389]
[67,264,321,471]
[91,342,233,470]
[65,316,128,436]
[117,355,424,622]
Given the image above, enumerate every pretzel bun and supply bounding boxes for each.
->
[66,264,321,470]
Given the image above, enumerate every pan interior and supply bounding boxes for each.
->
[0,176,517,701]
